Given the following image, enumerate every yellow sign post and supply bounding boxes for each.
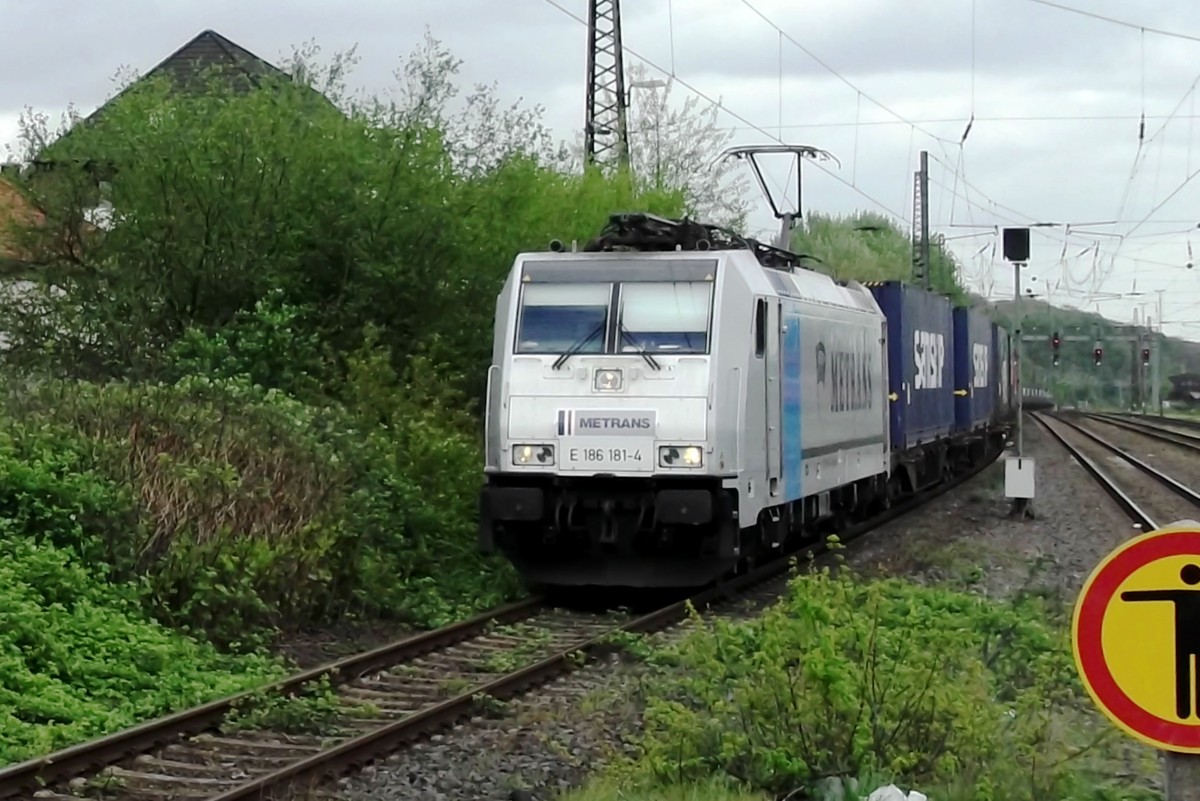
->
[1073,521,1200,799]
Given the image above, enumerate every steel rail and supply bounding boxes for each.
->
[204,437,1010,801]
[10,434,1008,801]
[1082,411,1200,453]
[1060,414,1200,508]
[0,595,546,799]
[1032,413,1158,531]
[1104,410,1200,432]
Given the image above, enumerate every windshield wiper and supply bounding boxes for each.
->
[552,321,605,370]
[619,323,661,371]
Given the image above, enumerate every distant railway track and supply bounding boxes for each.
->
[1101,410,1200,432]
[1032,412,1157,530]
[1,440,1007,801]
[1080,411,1200,454]
[1033,411,1200,531]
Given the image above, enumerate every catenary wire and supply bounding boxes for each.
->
[537,0,911,221]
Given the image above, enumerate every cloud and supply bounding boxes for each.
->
[4,0,1200,338]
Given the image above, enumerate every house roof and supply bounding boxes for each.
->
[33,29,336,169]
[81,28,310,127]
[145,28,287,84]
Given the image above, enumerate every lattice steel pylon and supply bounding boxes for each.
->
[584,0,629,170]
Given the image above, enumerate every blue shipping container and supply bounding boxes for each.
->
[991,323,1003,419]
[994,323,1012,420]
[867,281,955,451]
[952,306,997,431]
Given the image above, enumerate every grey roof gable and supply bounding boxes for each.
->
[81,28,325,125]
[29,29,339,171]
[140,28,288,85]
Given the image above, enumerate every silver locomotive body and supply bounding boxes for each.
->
[478,238,892,588]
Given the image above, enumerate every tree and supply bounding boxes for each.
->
[0,36,684,395]
[565,63,752,230]
[624,65,752,229]
[790,210,967,302]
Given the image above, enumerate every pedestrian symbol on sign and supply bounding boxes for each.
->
[1121,564,1200,720]
[1073,524,1200,755]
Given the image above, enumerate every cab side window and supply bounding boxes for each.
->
[754,299,767,357]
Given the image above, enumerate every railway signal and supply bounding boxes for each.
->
[1094,345,1103,366]
[1052,331,1061,366]
[1142,347,1151,366]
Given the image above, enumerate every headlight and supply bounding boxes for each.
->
[659,445,703,468]
[512,444,555,466]
[593,368,624,392]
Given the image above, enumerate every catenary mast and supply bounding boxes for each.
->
[584,0,630,170]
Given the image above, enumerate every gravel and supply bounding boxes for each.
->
[1044,415,1197,530]
[1080,415,1200,499]
[848,416,1141,601]
[330,653,646,801]
[329,417,1164,800]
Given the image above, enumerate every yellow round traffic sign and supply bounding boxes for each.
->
[1073,524,1200,752]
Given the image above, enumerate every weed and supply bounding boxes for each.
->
[471,692,510,717]
[440,676,475,697]
[474,626,557,673]
[222,675,345,735]
[597,630,654,662]
[618,564,1149,801]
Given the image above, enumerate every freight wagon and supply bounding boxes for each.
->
[862,281,953,493]
[952,305,997,432]
[863,281,1010,495]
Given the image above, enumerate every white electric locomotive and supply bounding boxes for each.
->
[478,213,894,588]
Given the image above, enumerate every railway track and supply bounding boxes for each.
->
[1100,410,1200,433]
[1079,411,1200,454]
[0,439,1008,801]
[1033,411,1200,531]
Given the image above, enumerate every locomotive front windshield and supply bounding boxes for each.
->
[617,282,710,353]
[515,279,713,355]
[516,283,611,353]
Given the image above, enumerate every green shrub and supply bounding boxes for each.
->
[1,372,521,646]
[633,563,1138,801]
[0,531,285,766]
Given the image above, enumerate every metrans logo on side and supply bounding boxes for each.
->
[557,410,657,436]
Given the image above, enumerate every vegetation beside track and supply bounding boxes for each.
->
[0,41,687,629]
[0,25,988,767]
[0,35,686,766]
[0,511,289,764]
[569,551,1161,801]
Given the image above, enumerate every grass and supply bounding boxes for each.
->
[557,776,768,801]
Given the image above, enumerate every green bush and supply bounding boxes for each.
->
[791,211,966,302]
[632,563,1145,801]
[0,35,680,644]
[1,370,522,646]
[0,531,286,765]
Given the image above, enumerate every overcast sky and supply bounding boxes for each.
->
[5,0,1200,343]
